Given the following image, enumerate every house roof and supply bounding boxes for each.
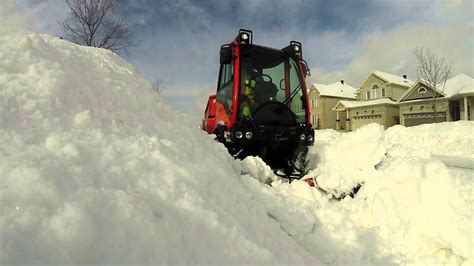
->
[459,84,474,95]
[312,81,357,99]
[372,70,414,87]
[399,74,473,101]
[443,74,474,96]
[398,79,438,101]
[333,98,398,110]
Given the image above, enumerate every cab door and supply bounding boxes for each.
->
[214,60,234,127]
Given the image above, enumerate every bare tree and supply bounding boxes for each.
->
[152,79,166,95]
[60,0,134,53]
[414,48,452,122]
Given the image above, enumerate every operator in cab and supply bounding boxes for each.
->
[240,67,259,118]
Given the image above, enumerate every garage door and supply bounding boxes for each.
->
[404,112,446,127]
[351,114,384,130]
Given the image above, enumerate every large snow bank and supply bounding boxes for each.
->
[0,28,319,264]
[2,27,472,266]
[249,122,473,265]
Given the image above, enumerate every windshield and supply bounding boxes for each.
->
[286,58,306,122]
[238,46,306,123]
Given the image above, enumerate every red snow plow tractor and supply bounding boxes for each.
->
[202,29,314,180]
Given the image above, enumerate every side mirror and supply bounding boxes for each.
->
[301,60,311,77]
[220,44,232,64]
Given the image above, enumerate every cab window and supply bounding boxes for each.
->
[216,62,234,115]
[287,59,306,123]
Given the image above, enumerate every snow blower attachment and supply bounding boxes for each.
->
[202,29,314,181]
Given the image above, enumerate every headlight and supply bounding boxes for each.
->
[235,131,243,139]
[241,33,249,40]
[299,134,306,141]
[307,135,313,142]
[245,132,253,139]
[294,45,300,52]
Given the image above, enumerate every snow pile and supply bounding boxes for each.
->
[2,27,472,266]
[252,122,473,265]
[0,28,318,264]
[309,123,386,196]
[241,156,278,184]
[386,123,474,161]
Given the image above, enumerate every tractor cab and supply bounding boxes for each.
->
[202,29,314,178]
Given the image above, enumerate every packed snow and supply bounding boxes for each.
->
[1,28,473,265]
[293,122,473,265]
[241,122,473,265]
[0,28,317,265]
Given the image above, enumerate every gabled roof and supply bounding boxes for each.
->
[399,74,473,101]
[398,79,440,101]
[312,81,357,99]
[372,70,414,87]
[333,98,398,110]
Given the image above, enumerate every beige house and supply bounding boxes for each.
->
[333,98,401,131]
[399,74,474,126]
[308,80,357,129]
[333,70,414,131]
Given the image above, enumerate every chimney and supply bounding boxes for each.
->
[340,80,344,84]
[403,74,407,79]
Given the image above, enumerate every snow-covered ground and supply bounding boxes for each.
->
[1,28,473,265]
[0,28,317,265]
[258,122,473,265]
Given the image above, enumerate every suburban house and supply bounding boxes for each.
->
[398,74,473,126]
[332,70,414,131]
[308,80,357,129]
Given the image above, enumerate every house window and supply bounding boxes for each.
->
[371,85,379,99]
[312,114,319,127]
[311,98,318,108]
[418,87,427,93]
[381,88,386,97]
[366,91,370,100]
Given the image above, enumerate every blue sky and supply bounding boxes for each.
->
[5,0,474,112]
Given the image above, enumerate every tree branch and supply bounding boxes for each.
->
[60,0,134,53]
